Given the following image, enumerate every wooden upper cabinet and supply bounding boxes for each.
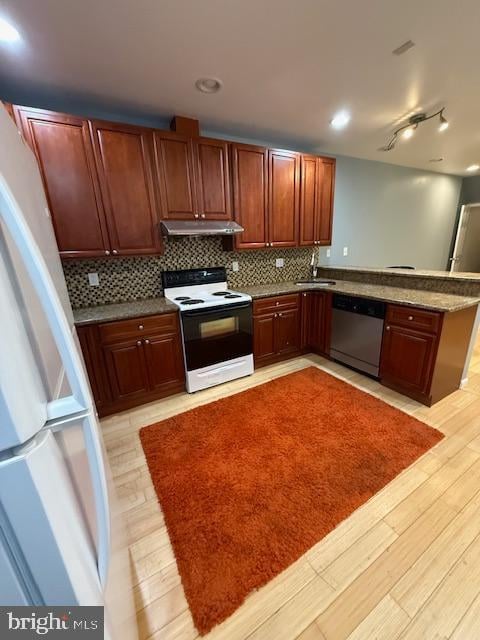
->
[299,155,319,246]
[317,157,336,245]
[14,107,109,259]
[193,138,231,220]
[232,143,269,249]
[90,121,162,255]
[268,149,300,247]
[153,131,197,220]
[299,155,336,246]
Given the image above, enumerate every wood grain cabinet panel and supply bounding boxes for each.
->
[194,138,231,220]
[268,149,300,247]
[144,333,185,392]
[380,325,438,397]
[253,314,276,363]
[14,107,109,258]
[232,143,269,249]
[299,155,319,246]
[153,132,197,220]
[90,121,162,255]
[317,157,335,245]
[103,339,151,402]
[275,308,300,356]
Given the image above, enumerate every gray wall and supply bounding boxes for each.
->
[2,91,463,271]
[322,156,462,270]
[459,175,480,206]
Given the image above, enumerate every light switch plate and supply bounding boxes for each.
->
[88,272,99,286]
[275,258,284,268]
[343,246,349,256]
[326,248,331,258]
[232,261,239,272]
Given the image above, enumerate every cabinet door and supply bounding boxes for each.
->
[274,308,300,356]
[253,314,276,362]
[317,157,336,245]
[77,325,111,409]
[144,333,185,392]
[268,149,300,247]
[154,131,197,220]
[14,107,109,259]
[380,325,437,396]
[307,292,330,354]
[103,339,150,402]
[299,155,318,246]
[90,121,162,255]
[194,138,231,220]
[232,143,269,249]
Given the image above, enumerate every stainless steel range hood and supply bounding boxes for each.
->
[161,220,244,237]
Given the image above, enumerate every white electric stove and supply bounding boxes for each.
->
[163,267,254,392]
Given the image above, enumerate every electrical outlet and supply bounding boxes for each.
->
[326,248,331,258]
[343,246,349,257]
[275,258,284,268]
[232,261,239,272]
[88,272,99,286]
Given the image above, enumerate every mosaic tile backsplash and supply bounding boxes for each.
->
[63,237,315,308]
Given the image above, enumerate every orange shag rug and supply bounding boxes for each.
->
[140,366,443,634]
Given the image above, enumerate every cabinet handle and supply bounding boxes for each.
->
[104,250,110,255]
[278,313,283,317]
[136,340,142,346]
[408,315,414,321]
[386,326,390,331]
[200,213,206,219]
[144,339,150,344]
[112,249,118,255]
[274,313,277,318]
[138,324,144,330]
[275,301,279,305]
[303,293,307,297]
[194,213,199,219]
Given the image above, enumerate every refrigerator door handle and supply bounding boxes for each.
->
[0,177,110,588]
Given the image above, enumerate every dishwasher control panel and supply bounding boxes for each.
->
[332,294,386,319]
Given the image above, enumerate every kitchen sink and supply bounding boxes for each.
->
[295,279,336,286]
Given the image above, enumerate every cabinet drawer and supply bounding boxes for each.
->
[99,312,179,344]
[386,305,441,334]
[253,294,299,316]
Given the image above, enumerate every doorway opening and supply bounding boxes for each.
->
[450,203,480,272]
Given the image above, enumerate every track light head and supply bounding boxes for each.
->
[380,108,448,152]
[438,110,449,132]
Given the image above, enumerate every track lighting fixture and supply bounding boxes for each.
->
[380,108,449,151]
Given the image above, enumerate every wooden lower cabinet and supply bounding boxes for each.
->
[253,294,301,366]
[380,324,437,398]
[253,291,331,367]
[379,303,477,405]
[77,312,185,416]
[300,291,331,354]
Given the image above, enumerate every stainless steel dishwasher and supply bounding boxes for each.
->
[330,294,386,377]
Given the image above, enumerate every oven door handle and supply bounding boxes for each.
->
[181,302,252,317]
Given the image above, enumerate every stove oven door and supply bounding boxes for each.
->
[181,302,253,371]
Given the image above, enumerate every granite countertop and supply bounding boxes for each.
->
[73,297,178,326]
[241,280,480,312]
[318,266,480,283]
[73,278,480,326]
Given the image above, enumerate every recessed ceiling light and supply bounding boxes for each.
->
[467,164,480,172]
[195,78,223,94]
[0,16,20,43]
[330,111,350,130]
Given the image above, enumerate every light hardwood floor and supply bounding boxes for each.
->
[102,334,480,640]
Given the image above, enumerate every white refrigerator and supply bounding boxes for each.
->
[0,106,138,638]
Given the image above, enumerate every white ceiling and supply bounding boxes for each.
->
[1,0,480,176]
